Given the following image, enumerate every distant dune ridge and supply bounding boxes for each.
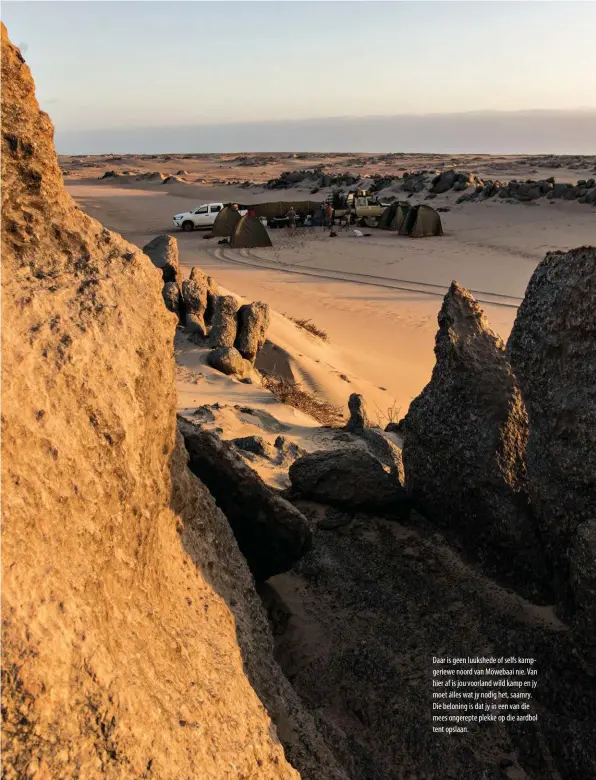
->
[55,109,596,155]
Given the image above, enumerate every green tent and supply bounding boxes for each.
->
[212,205,241,237]
[399,204,443,237]
[378,201,410,231]
[230,214,273,249]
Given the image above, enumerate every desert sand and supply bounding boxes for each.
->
[66,157,595,428]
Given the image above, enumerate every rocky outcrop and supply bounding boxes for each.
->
[178,420,312,581]
[236,301,270,362]
[143,234,182,287]
[344,392,369,434]
[207,345,251,377]
[402,282,548,601]
[162,280,181,318]
[0,26,344,779]
[209,295,240,348]
[289,447,407,513]
[508,246,596,645]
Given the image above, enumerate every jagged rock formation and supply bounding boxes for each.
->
[508,246,596,647]
[402,281,548,601]
[143,234,182,287]
[344,392,369,434]
[162,280,181,318]
[236,301,270,362]
[209,295,240,348]
[289,447,407,513]
[178,420,313,581]
[1,26,346,779]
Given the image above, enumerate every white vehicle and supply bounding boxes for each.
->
[172,202,247,231]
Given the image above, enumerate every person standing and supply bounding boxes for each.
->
[325,202,334,229]
[286,206,297,230]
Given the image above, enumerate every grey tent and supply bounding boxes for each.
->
[399,204,443,237]
[230,214,273,249]
[378,201,410,231]
[212,205,241,238]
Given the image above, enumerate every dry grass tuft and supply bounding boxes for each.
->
[261,373,343,426]
[288,316,329,342]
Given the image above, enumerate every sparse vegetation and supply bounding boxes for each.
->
[260,373,343,426]
[288,316,329,342]
[372,400,402,429]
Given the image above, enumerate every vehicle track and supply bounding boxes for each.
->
[206,246,523,309]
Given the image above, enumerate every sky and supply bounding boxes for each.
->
[3,1,596,153]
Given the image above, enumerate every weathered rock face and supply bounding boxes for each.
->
[209,295,240,348]
[236,301,270,362]
[207,345,251,377]
[507,246,596,645]
[0,27,344,779]
[162,280,182,318]
[143,234,182,288]
[344,392,369,434]
[289,448,407,513]
[402,281,548,601]
[178,420,312,581]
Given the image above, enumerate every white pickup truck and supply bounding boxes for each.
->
[172,203,247,231]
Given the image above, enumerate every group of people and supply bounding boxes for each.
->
[285,202,350,231]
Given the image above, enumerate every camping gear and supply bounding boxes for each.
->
[399,204,443,237]
[378,201,411,231]
[212,205,241,238]
[230,214,273,249]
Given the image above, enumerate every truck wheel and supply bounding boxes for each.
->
[182,221,194,232]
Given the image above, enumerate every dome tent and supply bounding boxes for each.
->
[230,214,273,249]
[399,204,443,237]
[212,205,242,238]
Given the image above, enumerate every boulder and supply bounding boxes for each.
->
[344,393,369,434]
[362,429,405,485]
[401,281,548,601]
[235,301,270,362]
[229,435,275,460]
[162,280,182,320]
[209,295,240,348]
[178,421,312,581]
[507,246,596,645]
[431,170,458,195]
[181,267,218,337]
[207,346,251,377]
[182,276,208,335]
[289,447,407,513]
[143,234,181,288]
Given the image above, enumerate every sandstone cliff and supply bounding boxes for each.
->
[1,25,343,779]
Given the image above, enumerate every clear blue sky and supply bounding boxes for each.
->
[3,1,596,152]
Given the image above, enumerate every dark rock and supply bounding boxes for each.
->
[546,176,556,184]
[143,234,182,288]
[384,421,403,436]
[361,429,405,484]
[229,435,275,460]
[207,346,251,377]
[178,420,312,581]
[508,246,596,647]
[431,169,457,194]
[209,295,240,348]
[235,301,270,362]
[274,435,307,464]
[344,393,369,434]
[402,281,548,601]
[289,447,407,513]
